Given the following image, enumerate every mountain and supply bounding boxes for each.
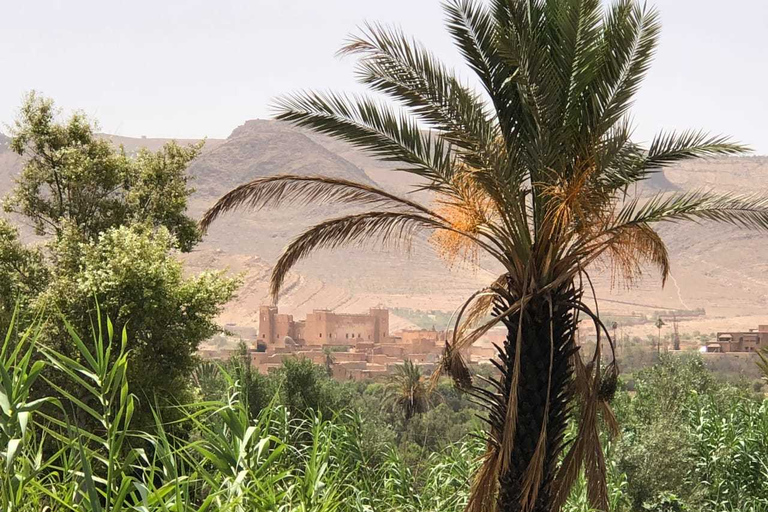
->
[187,120,376,200]
[1,123,768,337]
[0,133,20,195]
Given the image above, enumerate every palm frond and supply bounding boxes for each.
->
[602,222,671,286]
[200,174,441,232]
[270,211,474,299]
[273,91,455,190]
[610,190,768,231]
[646,130,750,168]
[443,0,522,154]
[488,0,551,171]
[551,0,604,139]
[341,22,497,159]
[453,274,510,343]
[595,2,661,134]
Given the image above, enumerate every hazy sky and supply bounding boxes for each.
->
[2,1,766,153]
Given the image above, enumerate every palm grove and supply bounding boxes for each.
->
[201,1,768,511]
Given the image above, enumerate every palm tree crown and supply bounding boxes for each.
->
[384,359,432,421]
[202,1,768,510]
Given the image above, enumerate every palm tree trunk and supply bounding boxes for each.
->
[495,284,579,512]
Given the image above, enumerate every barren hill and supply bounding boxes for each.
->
[2,122,768,336]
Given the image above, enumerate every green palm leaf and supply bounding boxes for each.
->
[200,174,443,233]
[273,91,455,189]
[270,211,496,299]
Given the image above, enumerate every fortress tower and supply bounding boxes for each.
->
[258,306,277,342]
[369,307,389,341]
[258,306,295,348]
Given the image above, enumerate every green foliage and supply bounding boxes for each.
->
[276,357,352,418]
[689,395,768,510]
[0,312,484,512]
[613,354,768,511]
[7,92,202,251]
[616,415,697,509]
[41,224,238,421]
[0,94,239,427]
[4,307,768,512]
[628,354,715,424]
[0,220,48,324]
[0,310,55,510]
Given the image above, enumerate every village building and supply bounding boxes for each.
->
[251,305,449,379]
[706,325,768,353]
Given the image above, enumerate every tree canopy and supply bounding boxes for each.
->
[1,94,238,423]
[7,92,202,251]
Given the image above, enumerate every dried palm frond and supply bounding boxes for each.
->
[454,274,510,343]
[466,446,502,512]
[431,167,499,266]
[498,272,532,477]
[434,289,524,391]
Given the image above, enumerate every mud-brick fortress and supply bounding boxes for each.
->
[245,305,496,380]
[198,305,500,381]
[258,306,391,347]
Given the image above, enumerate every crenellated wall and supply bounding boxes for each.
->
[298,308,390,345]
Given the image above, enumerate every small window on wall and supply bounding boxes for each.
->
[320,333,323,338]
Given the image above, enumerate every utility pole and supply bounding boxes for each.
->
[655,317,666,356]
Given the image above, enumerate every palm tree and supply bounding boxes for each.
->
[384,359,431,422]
[201,1,768,510]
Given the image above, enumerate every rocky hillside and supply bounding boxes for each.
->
[1,122,768,334]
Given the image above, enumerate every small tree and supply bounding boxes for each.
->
[656,317,666,355]
[3,94,239,424]
[385,360,431,422]
[39,224,238,418]
[7,92,202,251]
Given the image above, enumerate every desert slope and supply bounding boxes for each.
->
[1,122,767,334]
